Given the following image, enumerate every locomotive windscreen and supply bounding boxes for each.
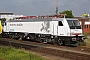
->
[67,20,81,29]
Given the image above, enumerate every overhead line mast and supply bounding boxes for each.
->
[56,0,58,15]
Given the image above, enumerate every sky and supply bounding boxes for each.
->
[0,0,90,16]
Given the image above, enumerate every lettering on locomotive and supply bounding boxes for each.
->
[10,24,23,26]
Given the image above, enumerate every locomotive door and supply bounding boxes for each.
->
[52,21,58,35]
[58,21,66,36]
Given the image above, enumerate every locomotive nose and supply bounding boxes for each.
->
[73,33,80,36]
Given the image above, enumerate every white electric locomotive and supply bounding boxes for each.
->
[2,16,85,46]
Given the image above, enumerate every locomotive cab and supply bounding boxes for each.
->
[57,18,85,46]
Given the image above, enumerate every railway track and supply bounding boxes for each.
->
[0,38,90,60]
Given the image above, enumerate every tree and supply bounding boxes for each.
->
[59,10,74,18]
[2,18,6,22]
[1,18,6,26]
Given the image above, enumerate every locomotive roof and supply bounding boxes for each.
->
[6,18,78,22]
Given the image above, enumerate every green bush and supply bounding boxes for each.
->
[79,41,86,46]
[0,46,45,60]
[84,32,90,39]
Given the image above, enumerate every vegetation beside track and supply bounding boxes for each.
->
[83,33,90,47]
[0,46,46,60]
[84,38,90,47]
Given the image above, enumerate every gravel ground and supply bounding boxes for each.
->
[28,50,72,60]
[0,38,90,60]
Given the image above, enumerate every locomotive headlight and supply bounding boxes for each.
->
[72,38,76,41]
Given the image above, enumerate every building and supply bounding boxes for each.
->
[75,16,90,34]
[0,12,23,20]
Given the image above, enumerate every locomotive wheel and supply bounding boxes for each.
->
[57,38,63,46]
[9,35,12,39]
[18,34,23,40]
[37,38,42,43]
[18,37,22,40]
[43,38,48,44]
[39,38,42,43]
[51,39,55,45]
[74,42,79,47]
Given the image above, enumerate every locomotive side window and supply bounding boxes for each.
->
[2,23,4,26]
[4,22,6,26]
[58,21,63,26]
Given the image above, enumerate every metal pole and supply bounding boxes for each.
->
[56,0,58,15]
[89,14,90,22]
[82,18,85,34]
